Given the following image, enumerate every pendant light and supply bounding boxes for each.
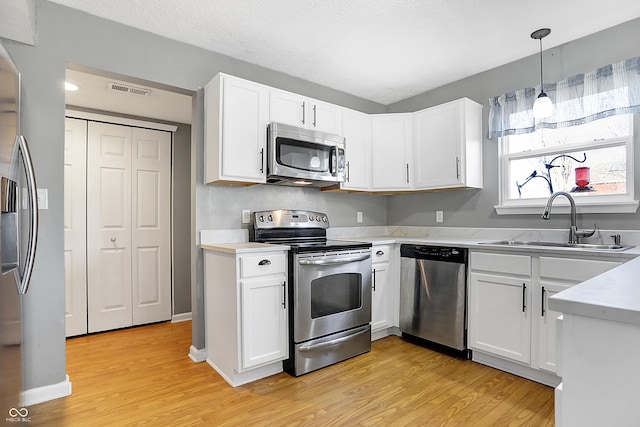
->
[531,28,553,118]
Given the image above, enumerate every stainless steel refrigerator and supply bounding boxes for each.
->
[0,41,39,416]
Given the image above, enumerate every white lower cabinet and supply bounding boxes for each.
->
[371,245,392,333]
[204,249,288,386]
[469,250,621,385]
[468,252,532,364]
[537,256,621,374]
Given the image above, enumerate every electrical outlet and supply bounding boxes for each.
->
[436,210,444,223]
[241,209,251,224]
[357,212,363,223]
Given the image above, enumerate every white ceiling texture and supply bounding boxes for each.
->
[52,0,640,121]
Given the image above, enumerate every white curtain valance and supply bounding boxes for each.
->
[488,56,640,139]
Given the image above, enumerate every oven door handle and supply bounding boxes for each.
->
[298,253,370,266]
[298,325,370,352]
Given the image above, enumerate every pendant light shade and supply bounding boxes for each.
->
[531,28,552,119]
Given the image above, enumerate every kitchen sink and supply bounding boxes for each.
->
[478,240,634,251]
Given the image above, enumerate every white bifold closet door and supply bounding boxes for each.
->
[86,121,171,333]
[64,118,88,336]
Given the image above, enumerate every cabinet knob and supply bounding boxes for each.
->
[110,237,116,242]
[376,250,384,256]
[258,259,272,266]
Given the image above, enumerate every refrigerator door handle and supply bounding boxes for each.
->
[15,135,38,295]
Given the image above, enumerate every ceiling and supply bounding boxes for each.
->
[52,0,640,106]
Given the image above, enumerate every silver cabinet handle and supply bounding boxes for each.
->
[15,135,38,295]
[301,102,306,125]
[456,156,460,180]
[299,325,369,351]
[406,163,410,183]
[312,104,317,127]
[258,259,271,266]
[259,148,264,174]
[522,283,527,313]
[282,281,286,309]
[541,286,546,317]
[298,253,370,266]
[376,250,384,256]
[372,268,376,291]
[346,161,350,182]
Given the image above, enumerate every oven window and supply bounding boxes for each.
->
[310,273,362,318]
[276,137,330,173]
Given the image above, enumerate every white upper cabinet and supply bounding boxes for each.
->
[341,108,372,191]
[371,113,413,191]
[270,89,343,135]
[204,74,269,185]
[413,98,483,190]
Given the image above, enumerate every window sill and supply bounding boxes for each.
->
[495,199,639,215]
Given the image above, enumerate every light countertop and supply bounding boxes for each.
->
[549,256,640,326]
[201,242,290,254]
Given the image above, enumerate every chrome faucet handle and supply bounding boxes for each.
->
[575,223,596,239]
[611,233,621,245]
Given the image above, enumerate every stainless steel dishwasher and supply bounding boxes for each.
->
[399,244,468,355]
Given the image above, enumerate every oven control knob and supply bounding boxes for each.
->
[322,216,328,222]
[268,215,273,222]
[258,215,265,222]
[316,216,321,222]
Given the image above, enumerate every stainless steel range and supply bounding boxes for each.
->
[250,209,372,376]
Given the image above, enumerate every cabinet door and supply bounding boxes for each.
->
[310,100,342,135]
[240,276,288,370]
[341,109,371,191]
[468,272,531,364]
[536,256,620,374]
[269,89,306,128]
[371,114,412,190]
[371,262,390,332]
[221,77,269,182]
[413,101,462,189]
[537,282,571,374]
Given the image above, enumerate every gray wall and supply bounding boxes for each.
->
[172,123,192,315]
[4,0,385,391]
[386,19,640,231]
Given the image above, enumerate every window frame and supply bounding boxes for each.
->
[495,114,638,215]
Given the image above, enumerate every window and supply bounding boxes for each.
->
[497,114,636,214]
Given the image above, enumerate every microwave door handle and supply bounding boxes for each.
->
[330,146,337,176]
[15,135,39,295]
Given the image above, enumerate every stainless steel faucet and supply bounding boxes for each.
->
[541,191,595,244]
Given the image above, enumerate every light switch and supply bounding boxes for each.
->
[436,210,443,223]
[241,209,251,224]
[357,212,363,223]
[37,188,48,210]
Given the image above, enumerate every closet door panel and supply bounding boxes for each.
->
[87,122,133,333]
[64,118,88,337]
[131,128,171,325]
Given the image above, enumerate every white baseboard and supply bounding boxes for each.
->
[189,345,206,363]
[172,312,192,323]
[23,374,72,406]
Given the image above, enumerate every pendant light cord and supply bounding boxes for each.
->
[539,38,544,92]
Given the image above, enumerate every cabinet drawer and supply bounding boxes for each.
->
[470,251,531,276]
[240,253,286,278]
[540,257,620,282]
[372,245,391,263]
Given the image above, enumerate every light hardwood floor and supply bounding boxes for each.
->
[31,321,554,426]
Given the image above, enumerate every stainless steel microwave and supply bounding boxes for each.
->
[267,122,345,188]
